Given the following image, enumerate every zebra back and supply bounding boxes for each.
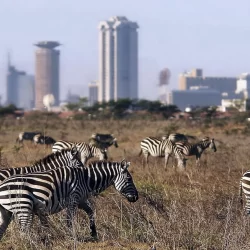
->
[52,140,108,164]
[0,147,82,184]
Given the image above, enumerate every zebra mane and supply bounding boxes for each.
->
[87,160,130,169]
[31,149,73,166]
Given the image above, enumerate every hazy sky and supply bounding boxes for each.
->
[0,0,250,103]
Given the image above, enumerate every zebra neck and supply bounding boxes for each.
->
[84,163,117,193]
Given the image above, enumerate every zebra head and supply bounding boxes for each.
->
[209,138,217,152]
[100,148,108,161]
[68,146,84,167]
[113,160,139,203]
[201,137,217,152]
[113,138,118,148]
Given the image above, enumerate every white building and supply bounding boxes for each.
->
[98,16,139,102]
[88,81,98,106]
[235,73,250,97]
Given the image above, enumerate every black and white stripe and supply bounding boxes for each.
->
[175,137,217,166]
[239,171,250,214]
[139,137,187,169]
[52,140,108,164]
[0,148,80,183]
[89,133,118,149]
[16,131,41,144]
[0,159,138,239]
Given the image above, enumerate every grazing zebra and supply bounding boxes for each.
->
[89,133,118,149]
[16,131,41,144]
[139,137,187,169]
[239,171,250,214]
[52,140,108,164]
[175,137,217,166]
[0,159,138,240]
[33,134,56,146]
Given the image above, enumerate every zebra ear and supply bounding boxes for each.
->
[121,159,130,172]
[71,146,78,158]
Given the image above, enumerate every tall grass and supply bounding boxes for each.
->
[0,116,250,249]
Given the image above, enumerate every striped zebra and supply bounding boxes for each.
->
[239,171,250,214]
[175,137,217,166]
[0,159,138,240]
[16,131,41,144]
[52,140,108,164]
[0,147,102,238]
[139,137,187,169]
[89,133,118,149]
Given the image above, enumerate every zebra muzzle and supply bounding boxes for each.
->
[126,194,139,202]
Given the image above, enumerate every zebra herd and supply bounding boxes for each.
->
[139,134,217,169]
[1,130,250,242]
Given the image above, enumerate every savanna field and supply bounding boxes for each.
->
[1,112,250,250]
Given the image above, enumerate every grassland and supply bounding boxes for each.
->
[0,114,250,249]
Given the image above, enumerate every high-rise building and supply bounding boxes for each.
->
[34,41,60,109]
[88,81,98,106]
[6,55,34,109]
[98,16,139,102]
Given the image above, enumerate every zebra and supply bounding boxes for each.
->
[33,134,56,146]
[174,137,217,166]
[89,133,118,149]
[0,147,102,238]
[239,171,250,214]
[0,159,138,240]
[139,137,187,169]
[52,140,108,164]
[16,131,42,144]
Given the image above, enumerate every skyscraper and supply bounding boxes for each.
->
[88,81,98,106]
[34,41,60,109]
[6,54,34,109]
[98,16,139,102]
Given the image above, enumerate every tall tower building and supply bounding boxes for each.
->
[98,16,139,102]
[34,41,60,109]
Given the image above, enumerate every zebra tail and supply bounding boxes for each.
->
[239,178,243,206]
[138,149,142,156]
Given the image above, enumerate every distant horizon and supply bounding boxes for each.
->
[1,0,250,103]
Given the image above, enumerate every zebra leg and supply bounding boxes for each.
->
[0,205,12,240]
[196,155,201,166]
[144,153,149,167]
[78,199,97,238]
[165,153,170,169]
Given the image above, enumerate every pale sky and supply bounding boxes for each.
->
[0,0,250,103]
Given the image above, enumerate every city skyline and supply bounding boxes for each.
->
[0,0,250,104]
[98,16,138,102]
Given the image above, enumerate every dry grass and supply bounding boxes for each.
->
[0,116,250,249]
